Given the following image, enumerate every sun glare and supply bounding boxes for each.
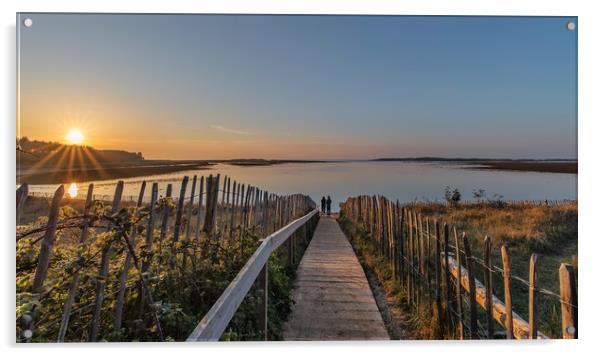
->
[68,182,78,198]
[66,129,85,145]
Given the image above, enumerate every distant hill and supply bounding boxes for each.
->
[17,137,145,168]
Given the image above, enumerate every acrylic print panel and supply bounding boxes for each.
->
[16,14,577,342]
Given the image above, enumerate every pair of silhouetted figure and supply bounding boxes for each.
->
[320,196,332,216]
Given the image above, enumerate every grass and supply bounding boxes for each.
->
[412,201,577,254]
[339,200,577,339]
[337,215,439,339]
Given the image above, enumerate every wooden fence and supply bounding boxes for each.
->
[340,195,577,340]
[186,208,319,341]
[16,175,316,342]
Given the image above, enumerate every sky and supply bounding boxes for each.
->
[18,14,577,160]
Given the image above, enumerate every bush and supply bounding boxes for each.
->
[16,199,318,342]
[444,186,461,205]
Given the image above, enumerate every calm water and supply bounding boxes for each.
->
[26,162,577,211]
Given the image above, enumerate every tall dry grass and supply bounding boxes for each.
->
[340,200,577,339]
[412,201,577,254]
[410,200,577,338]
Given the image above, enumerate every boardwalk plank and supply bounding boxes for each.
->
[283,216,389,340]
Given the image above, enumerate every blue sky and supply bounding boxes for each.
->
[19,14,577,159]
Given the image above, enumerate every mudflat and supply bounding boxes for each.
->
[472,161,577,174]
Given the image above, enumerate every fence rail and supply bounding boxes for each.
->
[16,176,316,342]
[340,195,577,340]
[186,208,318,341]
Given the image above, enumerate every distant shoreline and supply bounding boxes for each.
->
[17,157,577,185]
[17,161,210,185]
[16,159,327,184]
[372,157,577,174]
[211,159,327,166]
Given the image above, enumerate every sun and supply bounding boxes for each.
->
[66,129,85,145]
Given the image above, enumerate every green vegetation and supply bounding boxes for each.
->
[16,197,316,342]
[17,137,145,167]
[444,186,462,205]
[16,138,211,184]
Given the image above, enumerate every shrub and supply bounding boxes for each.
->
[444,186,461,205]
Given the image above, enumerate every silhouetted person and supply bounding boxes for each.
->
[326,196,332,216]
[321,196,326,213]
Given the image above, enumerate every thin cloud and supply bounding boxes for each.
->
[210,125,254,136]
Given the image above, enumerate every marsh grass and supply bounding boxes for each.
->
[340,201,577,339]
[338,215,441,339]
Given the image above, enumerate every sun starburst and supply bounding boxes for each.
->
[66,129,85,145]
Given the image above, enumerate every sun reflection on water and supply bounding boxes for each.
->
[68,182,78,198]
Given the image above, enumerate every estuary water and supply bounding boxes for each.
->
[26,161,577,211]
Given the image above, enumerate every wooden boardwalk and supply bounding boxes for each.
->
[283,215,389,340]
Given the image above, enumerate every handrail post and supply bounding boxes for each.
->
[257,263,268,340]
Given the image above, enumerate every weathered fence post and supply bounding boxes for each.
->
[90,181,124,341]
[31,184,64,293]
[529,254,539,339]
[382,199,390,268]
[159,184,173,242]
[399,206,405,286]
[463,233,478,339]
[223,177,231,237]
[202,175,215,234]
[220,176,227,234]
[425,217,431,297]
[453,228,464,339]
[239,184,250,254]
[195,176,205,242]
[559,263,577,339]
[173,176,189,243]
[262,191,269,237]
[57,183,93,342]
[212,174,220,235]
[501,244,514,339]
[16,183,29,223]
[412,211,420,307]
[229,181,238,241]
[417,213,422,277]
[139,182,159,318]
[434,220,444,339]
[185,175,197,240]
[114,182,147,330]
[392,201,399,281]
[443,223,453,336]
[483,236,494,338]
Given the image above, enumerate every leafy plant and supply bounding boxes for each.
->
[444,186,461,205]
[16,196,318,342]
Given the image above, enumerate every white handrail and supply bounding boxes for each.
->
[186,208,319,341]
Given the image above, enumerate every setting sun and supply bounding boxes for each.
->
[66,129,85,145]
